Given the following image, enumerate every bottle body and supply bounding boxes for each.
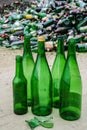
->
[52,36,66,108]
[31,36,52,116]
[43,19,55,28]
[77,17,87,29]
[79,26,87,33]
[59,38,82,121]
[76,0,87,8]
[13,55,28,115]
[23,35,34,106]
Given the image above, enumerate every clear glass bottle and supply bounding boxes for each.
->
[52,36,66,108]
[31,36,52,116]
[59,37,82,121]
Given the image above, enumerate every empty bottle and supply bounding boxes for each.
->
[77,17,87,29]
[43,19,55,28]
[75,0,87,8]
[31,36,52,116]
[12,55,28,115]
[79,26,87,33]
[58,17,71,27]
[59,37,82,121]
[23,34,34,106]
[76,43,87,52]
[51,36,66,108]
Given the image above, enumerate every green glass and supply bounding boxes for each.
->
[23,35,34,106]
[67,0,74,3]
[38,13,46,18]
[77,17,87,29]
[54,6,64,13]
[31,36,52,116]
[59,38,82,121]
[43,19,54,28]
[76,43,87,52]
[76,0,87,8]
[79,26,87,33]
[74,34,83,43]
[52,36,66,108]
[12,55,28,115]
[83,36,87,42]
[59,18,71,27]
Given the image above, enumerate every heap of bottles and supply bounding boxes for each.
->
[0,0,87,52]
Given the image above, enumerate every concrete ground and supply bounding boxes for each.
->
[0,46,87,130]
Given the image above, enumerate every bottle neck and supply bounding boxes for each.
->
[67,38,76,58]
[16,60,23,77]
[57,38,65,57]
[38,41,45,55]
[23,35,32,55]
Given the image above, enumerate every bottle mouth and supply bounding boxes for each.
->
[16,55,22,61]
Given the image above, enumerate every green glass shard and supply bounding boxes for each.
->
[25,117,39,129]
[40,122,54,128]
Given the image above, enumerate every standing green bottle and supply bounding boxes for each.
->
[31,36,52,116]
[12,55,28,115]
[59,38,82,121]
[52,36,66,108]
[23,34,34,106]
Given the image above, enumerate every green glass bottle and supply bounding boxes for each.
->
[23,34,34,106]
[74,34,84,43]
[83,36,87,42]
[12,55,28,115]
[58,17,72,27]
[79,26,87,33]
[76,43,87,52]
[59,38,82,121]
[51,36,66,108]
[43,19,55,28]
[77,17,87,29]
[31,36,52,116]
[76,0,87,8]
[67,0,74,3]
[54,6,65,13]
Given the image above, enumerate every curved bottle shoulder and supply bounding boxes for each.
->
[32,55,51,79]
[13,76,27,85]
[23,54,34,63]
[63,56,81,78]
[52,54,66,68]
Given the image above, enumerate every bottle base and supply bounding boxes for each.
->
[14,103,28,115]
[14,109,28,115]
[59,110,80,121]
[32,107,52,116]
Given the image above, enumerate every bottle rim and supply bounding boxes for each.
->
[16,55,22,61]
